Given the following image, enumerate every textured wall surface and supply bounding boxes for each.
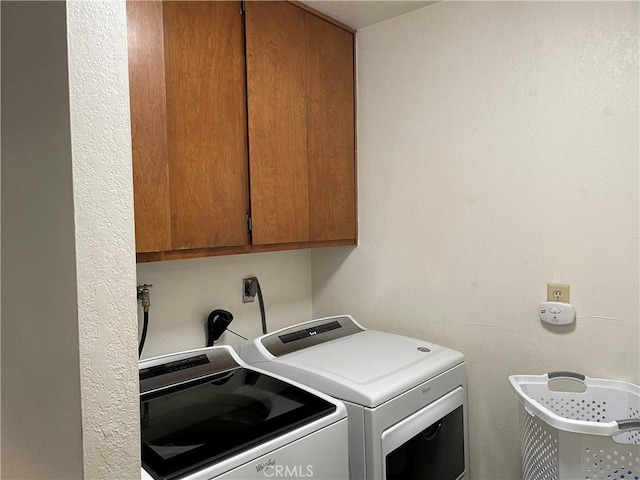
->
[1,2,84,477]
[136,250,313,358]
[66,0,140,477]
[312,2,639,479]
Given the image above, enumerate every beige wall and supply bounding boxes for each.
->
[136,250,313,358]
[2,0,139,477]
[1,2,83,477]
[312,2,639,479]
[66,0,140,477]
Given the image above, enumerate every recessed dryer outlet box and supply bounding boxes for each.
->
[242,278,256,303]
[547,283,570,303]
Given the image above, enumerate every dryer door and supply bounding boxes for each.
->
[381,387,466,480]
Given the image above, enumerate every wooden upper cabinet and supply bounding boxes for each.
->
[164,1,249,250]
[129,1,356,261]
[245,1,310,246]
[127,1,249,253]
[305,12,356,242]
[245,1,356,246]
[127,1,171,253]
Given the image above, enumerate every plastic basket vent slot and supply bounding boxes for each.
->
[629,407,640,445]
[584,448,640,479]
[538,396,608,422]
[520,405,559,480]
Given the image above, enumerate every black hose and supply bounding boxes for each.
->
[255,278,267,334]
[139,310,149,358]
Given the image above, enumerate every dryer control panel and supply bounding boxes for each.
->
[261,315,364,357]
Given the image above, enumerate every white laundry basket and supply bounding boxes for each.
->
[509,372,640,480]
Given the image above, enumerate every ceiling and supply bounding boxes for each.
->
[301,1,436,30]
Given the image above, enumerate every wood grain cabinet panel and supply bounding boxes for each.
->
[127,1,171,253]
[245,1,310,246]
[163,1,249,250]
[245,1,356,247]
[305,13,356,241]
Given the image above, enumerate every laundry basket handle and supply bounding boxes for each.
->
[616,419,640,432]
[547,371,586,382]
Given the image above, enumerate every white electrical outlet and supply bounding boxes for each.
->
[547,283,570,303]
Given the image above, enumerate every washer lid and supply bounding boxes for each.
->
[139,347,338,480]
[246,329,464,407]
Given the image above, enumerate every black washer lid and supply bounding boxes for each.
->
[139,348,338,480]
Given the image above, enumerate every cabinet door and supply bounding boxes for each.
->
[127,1,171,253]
[306,13,356,241]
[163,1,249,249]
[245,1,310,246]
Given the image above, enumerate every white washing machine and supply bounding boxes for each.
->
[240,315,469,480]
[139,346,349,480]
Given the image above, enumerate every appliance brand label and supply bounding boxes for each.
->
[255,458,276,472]
[422,385,432,395]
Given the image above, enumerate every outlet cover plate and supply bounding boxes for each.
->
[547,283,570,303]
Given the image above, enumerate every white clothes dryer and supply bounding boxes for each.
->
[240,315,468,480]
[139,346,349,480]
